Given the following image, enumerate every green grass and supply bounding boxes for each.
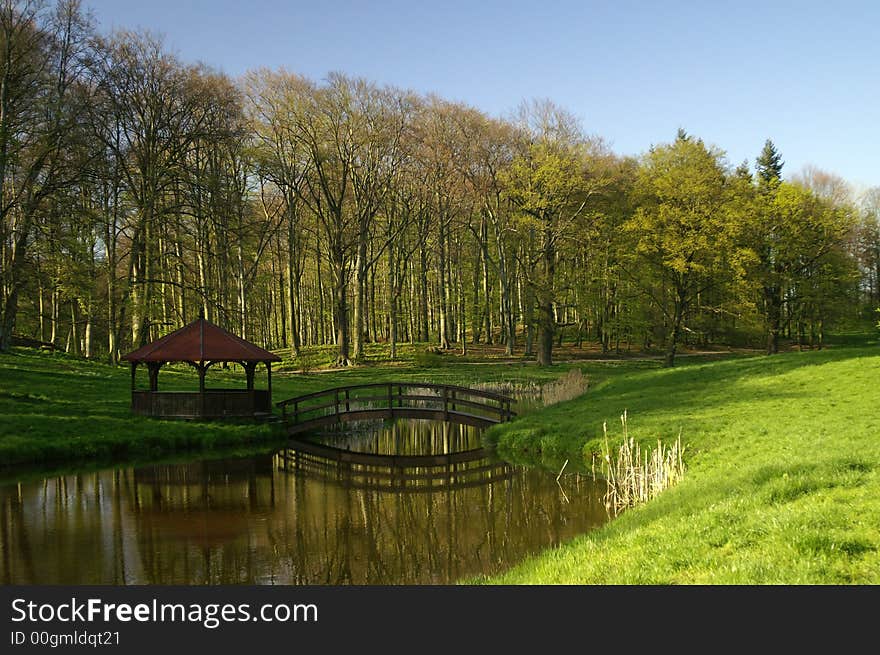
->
[0,345,604,473]
[478,333,880,584]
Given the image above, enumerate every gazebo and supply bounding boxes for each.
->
[122,315,281,419]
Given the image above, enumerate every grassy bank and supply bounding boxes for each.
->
[481,336,880,583]
[0,344,615,472]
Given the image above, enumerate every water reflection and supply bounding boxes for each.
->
[0,420,609,585]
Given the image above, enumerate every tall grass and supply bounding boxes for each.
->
[472,380,542,397]
[473,369,589,405]
[541,369,589,406]
[598,411,685,514]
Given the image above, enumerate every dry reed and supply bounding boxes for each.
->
[597,410,685,515]
[541,369,589,406]
[472,380,542,398]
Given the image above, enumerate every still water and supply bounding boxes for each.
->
[0,420,609,584]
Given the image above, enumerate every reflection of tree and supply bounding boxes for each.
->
[0,472,135,584]
[1,423,609,584]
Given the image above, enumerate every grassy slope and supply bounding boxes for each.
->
[0,345,603,473]
[481,337,880,583]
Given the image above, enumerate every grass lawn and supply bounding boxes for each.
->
[479,333,880,584]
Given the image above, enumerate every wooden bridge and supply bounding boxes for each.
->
[276,439,513,493]
[277,382,516,435]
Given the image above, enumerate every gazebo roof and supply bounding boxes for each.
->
[121,317,281,363]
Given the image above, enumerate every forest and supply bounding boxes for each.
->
[1,0,878,369]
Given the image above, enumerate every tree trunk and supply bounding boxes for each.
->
[286,216,300,357]
[0,287,18,352]
[0,225,31,352]
[765,285,782,355]
[664,293,687,368]
[352,234,367,360]
[437,218,450,349]
[334,279,350,365]
[537,301,553,366]
[418,233,429,342]
[330,244,350,366]
[237,240,247,339]
[536,225,555,366]
[388,243,397,360]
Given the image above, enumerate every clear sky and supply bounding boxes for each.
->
[83,0,879,192]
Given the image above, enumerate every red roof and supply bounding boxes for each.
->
[121,317,281,363]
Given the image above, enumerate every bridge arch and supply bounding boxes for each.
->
[277,382,516,435]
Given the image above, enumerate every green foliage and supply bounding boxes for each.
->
[625,135,752,364]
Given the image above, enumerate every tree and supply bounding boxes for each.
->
[0,0,91,352]
[626,132,747,367]
[504,100,610,366]
[92,31,215,348]
[769,182,858,348]
[753,138,786,353]
[244,69,313,357]
[456,109,518,354]
[855,187,880,311]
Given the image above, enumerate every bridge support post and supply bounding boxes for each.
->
[387,383,393,420]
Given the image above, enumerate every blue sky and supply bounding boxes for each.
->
[84,0,879,191]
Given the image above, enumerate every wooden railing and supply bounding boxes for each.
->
[276,382,515,434]
[132,389,271,418]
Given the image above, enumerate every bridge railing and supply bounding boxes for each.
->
[276,382,515,428]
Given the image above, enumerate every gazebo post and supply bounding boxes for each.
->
[244,362,256,391]
[147,363,161,392]
[244,362,256,415]
[266,362,272,403]
[198,361,207,418]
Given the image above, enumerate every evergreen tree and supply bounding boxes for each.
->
[756,139,784,189]
[753,139,786,353]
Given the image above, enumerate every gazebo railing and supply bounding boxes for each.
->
[132,389,271,418]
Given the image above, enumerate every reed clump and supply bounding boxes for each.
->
[597,410,685,514]
[541,369,589,406]
[472,380,542,398]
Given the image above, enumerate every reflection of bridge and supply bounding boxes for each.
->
[276,438,513,493]
[277,382,516,435]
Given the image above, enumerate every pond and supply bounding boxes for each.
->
[0,419,610,585]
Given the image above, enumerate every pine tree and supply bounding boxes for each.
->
[756,139,784,189]
[754,139,786,354]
